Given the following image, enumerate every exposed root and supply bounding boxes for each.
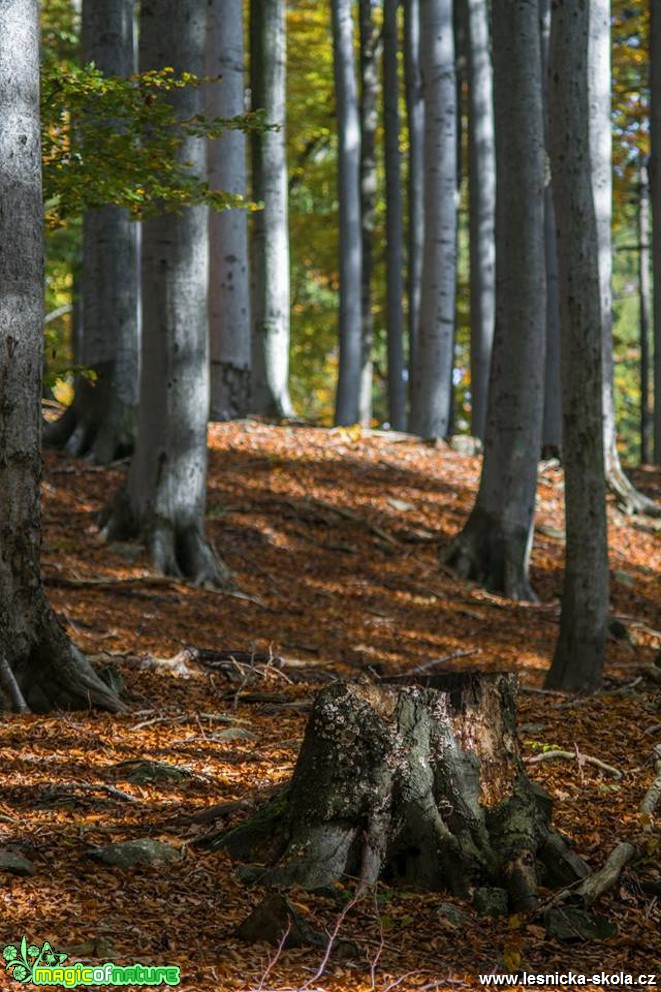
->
[606,460,661,518]
[572,842,636,907]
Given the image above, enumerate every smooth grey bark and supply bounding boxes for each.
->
[357,0,378,425]
[250,0,294,419]
[0,0,121,713]
[222,676,587,905]
[544,0,609,695]
[102,0,231,587]
[207,0,251,421]
[650,2,661,462]
[383,0,406,431]
[332,0,363,426]
[404,0,424,387]
[44,0,139,465]
[443,0,546,601]
[639,158,652,464]
[466,0,495,442]
[409,0,457,440]
[591,2,658,513]
[540,0,562,457]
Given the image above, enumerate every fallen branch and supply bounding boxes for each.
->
[572,842,636,907]
[524,748,622,779]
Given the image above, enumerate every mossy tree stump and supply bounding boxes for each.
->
[222,674,588,912]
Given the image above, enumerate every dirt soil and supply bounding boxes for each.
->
[1,421,660,991]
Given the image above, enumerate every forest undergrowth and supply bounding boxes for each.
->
[1,421,660,991]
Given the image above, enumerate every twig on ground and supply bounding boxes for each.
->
[524,748,622,779]
[409,648,481,675]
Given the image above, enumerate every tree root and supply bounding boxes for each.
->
[606,461,661,518]
[441,508,536,601]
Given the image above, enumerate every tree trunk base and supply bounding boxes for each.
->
[100,490,234,590]
[441,507,536,601]
[43,364,135,465]
[220,674,587,911]
[606,458,661,518]
[4,598,125,713]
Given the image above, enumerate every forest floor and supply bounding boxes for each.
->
[2,421,661,992]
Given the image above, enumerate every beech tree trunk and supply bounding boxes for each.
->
[250,0,294,420]
[44,0,139,464]
[404,0,424,388]
[544,0,609,695]
[333,0,363,427]
[0,0,122,713]
[651,1,661,463]
[358,0,378,426]
[591,1,658,515]
[383,0,407,432]
[540,0,562,458]
[409,0,457,441]
[639,157,652,465]
[207,0,251,421]
[222,676,587,909]
[443,0,546,601]
[102,0,231,588]
[466,0,495,442]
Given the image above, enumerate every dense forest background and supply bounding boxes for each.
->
[40,1,653,456]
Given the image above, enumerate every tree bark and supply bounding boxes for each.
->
[540,0,562,458]
[222,675,587,909]
[102,0,231,588]
[652,0,661,464]
[466,0,495,442]
[250,0,294,419]
[639,157,652,464]
[404,0,424,393]
[0,0,122,713]
[44,0,139,465]
[544,0,609,695]
[332,0,363,427]
[357,0,378,426]
[409,0,457,440]
[443,0,546,601]
[207,0,251,421]
[383,0,407,432]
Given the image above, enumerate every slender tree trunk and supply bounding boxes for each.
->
[443,0,546,601]
[540,0,562,458]
[465,0,495,442]
[0,0,122,713]
[357,0,377,425]
[250,0,294,419]
[383,0,406,431]
[44,0,139,464]
[640,157,652,464]
[404,0,424,396]
[544,0,609,695]
[102,0,231,588]
[332,0,363,426]
[593,2,658,512]
[409,0,457,440]
[207,0,251,421]
[650,2,661,463]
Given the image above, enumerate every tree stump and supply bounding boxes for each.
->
[221,674,588,912]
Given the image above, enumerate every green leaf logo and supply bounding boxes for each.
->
[2,937,67,984]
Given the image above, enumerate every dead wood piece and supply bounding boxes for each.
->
[524,749,622,779]
[408,648,482,674]
[573,842,636,907]
[640,746,661,829]
[221,675,588,911]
